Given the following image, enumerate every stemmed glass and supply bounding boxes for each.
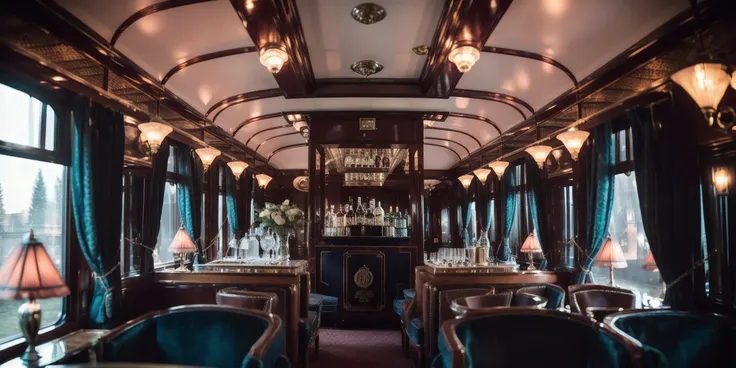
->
[261,230,273,261]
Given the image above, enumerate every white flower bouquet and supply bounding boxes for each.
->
[253,199,305,235]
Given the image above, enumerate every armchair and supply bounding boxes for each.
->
[97,305,289,368]
[606,310,736,368]
[216,288,278,313]
[569,284,636,314]
[434,309,651,368]
[515,283,565,309]
[450,292,511,318]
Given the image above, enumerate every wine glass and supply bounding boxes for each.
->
[260,230,272,261]
[238,234,249,262]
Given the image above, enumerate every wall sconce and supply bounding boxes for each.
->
[472,168,491,184]
[256,173,273,189]
[489,161,509,178]
[671,63,732,128]
[227,160,248,181]
[713,167,731,195]
[525,145,553,169]
[259,44,289,74]
[556,126,590,161]
[194,147,221,173]
[457,174,474,190]
[138,122,172,155]
[448,45,480,73]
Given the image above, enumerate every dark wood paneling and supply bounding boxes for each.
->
[110,0,215,45]
[208,89,283,121]
[452,89,533,118]
[308,111,423,145]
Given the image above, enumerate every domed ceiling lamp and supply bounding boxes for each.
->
[448,44,480,73]
[195,147,221,173]
[287,113,310,139]
[138,98,173,155]
[556,126,590,161]
[256,173,273,189]
[259,44,289,74]
[489,161,510,178]
[227,160,248,181]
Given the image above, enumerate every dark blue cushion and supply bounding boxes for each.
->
[309,294,324,312]
[408,317,424,345]
[312,293,337,313]
[394,299,407,317]
[612,312,736,368]
[403,288,417,299]
[545,285,565,310]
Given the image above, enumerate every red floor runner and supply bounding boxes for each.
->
[314,329,413,368]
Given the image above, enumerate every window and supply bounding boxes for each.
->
[508,163,533,255]
[155,148,180,266]
[0,83,67,341]
[440,208,450,244]
[468,202,477,242]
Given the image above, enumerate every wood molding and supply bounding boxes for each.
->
[110,0,215,46]
[233,113,284,137]
[447,112,502,136]
[268,143,308,162]
[425,126,481,147]
[482,46,578,86]
[255,131,301,153]
[161,46,258,85]
[424,137,470,157]
[229,0,315,97]
[419,0,513,98]
[424,143,461,160]
[245,124,292,146]
[208,89,283,121]
[452,89,533,118]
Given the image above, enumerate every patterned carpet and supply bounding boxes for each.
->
[313,328,413,368]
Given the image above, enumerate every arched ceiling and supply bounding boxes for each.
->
[55,0,689,171]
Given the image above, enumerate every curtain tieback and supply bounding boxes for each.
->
[665,250,716,289]
[92,262,120,319]
[123,237,155,252]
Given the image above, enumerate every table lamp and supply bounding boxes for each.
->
[594,237,628,285]
[520,231,542,271]
[642,251,658,272]
[0,230,70,364]
[168,226,196,272]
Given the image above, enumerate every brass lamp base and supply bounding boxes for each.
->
[19,299,42,363]
[608,266,616,286]
[527,253,536,271]
[173,253,191,272]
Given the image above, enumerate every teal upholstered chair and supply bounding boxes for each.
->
[606,310,736,368]
[98,305,289,368]
[433,309,650,368]
[299,294,322,361]
[515,283,565,309]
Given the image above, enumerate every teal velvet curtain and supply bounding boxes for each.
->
[526,157,549,270]
[458,181,471,247]
[225,170,241,239]
[497,170,516,261]
[142,140,169,273]
[70,97,124,328]
[629,99,706,309]
[575,122,615,284]
[176,145,205,264]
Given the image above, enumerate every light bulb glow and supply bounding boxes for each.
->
[731,71,736,90]
[138,122,173,155]
[227,161,249,180]
[448,46,480,73]
[195,147,221,173]
[293,120,307,132]
[556,128,590,161]
[489,161,509,178]
[423,120,435,128]
[473,168,491,184]
[458,174,474,190]
[714,168,730,195]
[525,145,554,169]
[259,46,289,74]
[256,173,273,189]
[671,63,730,119]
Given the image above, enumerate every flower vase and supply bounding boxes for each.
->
[275,231,292,262]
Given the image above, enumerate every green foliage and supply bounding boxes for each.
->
[29,169,47,228]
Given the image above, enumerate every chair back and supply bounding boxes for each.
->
[436,309,646,368]
[439,287,495,322]
[216,288,278,313]
[512,292,547,308]
[586,306,624,322]
[607,310,736,368]
[515,283,565,309]
[569,284,635,313]
[450,292,512,317]
[98,305,287,368]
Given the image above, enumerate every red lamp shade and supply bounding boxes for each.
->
[520,232,542,254]
[642,251,658,272]
[168,226,196,254]
[0,231,70,300]
[594,238,628,268]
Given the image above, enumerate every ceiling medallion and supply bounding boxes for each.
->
[351,60,383,77]
[351,3,386,25]
[412,45,430,55]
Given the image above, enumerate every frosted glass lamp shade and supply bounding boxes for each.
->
[259,46,289,74]
[473,168,491,184]
[489,161,510,178]
[195,147,221,173]
[457,174,474,190]
[256,174,273,189]
[138,122,173,154]
[525,145,554,169]
[557,128,590,161]
[671,63,730,123]
[448,46,480,73]
[227,161,249,180]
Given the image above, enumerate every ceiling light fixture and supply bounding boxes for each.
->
[473,168,491,184]
[351,3,386,24]
[138,122,172,155]
[423,120,435,128]
[556,126,590,161]
[671,63,731,127]
[525,145,553,169]
[227,160,249,181]
[194,147,221,173]
[448,45,480,73]
[489,161,510,178]
[457,174,474,190]
[256,173,273,189]
[350,60,383,77]
[259,44,289,74]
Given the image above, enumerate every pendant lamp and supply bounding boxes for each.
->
[195,147,221,173]
[473,168,491,184]
[556,127,590,161]
[489,161,510,178]
[227,161,248,181]
[525,145,553,169]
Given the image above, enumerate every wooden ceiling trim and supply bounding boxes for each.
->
[229,0,315,97]
[419,0,513,98]
[481,46,578,86]
[110,0,216,46]
[268,143,308,162]
[245,124,291,146]
[447,112,502,136]
[255,131,301,153]
[161,46,258,85]
[452,89,533,118]
[208,88,283,121]
[232,112,284,136]
[425,127,481,147]
[424,137,470,157]
[425,143,462,160]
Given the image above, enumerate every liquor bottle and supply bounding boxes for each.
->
[356,197,365,225]
[374,201,385,226]
[382,151,390,167]
[365,205,374,225]
[387,206,394,226]
[374,153,381,168]
[347,205,355,226]
[325,205,335,236]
